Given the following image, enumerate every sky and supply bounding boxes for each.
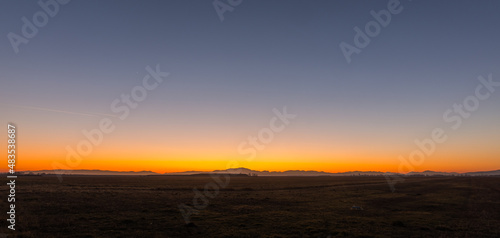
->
[1,0,499,173]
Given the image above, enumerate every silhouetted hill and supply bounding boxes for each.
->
[22,169,159,176]
[17,168,500,176]
[164,167,500,177]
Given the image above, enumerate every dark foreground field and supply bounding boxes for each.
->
[1,175,500,237]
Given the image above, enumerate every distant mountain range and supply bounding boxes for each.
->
[21,169,158,176]
[19,168,500,176]
[167,167,388,176]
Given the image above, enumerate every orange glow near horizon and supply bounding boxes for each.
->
[7,153,500,174]
[3,105,500,174]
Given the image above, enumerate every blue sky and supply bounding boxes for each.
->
[1,0,499,172]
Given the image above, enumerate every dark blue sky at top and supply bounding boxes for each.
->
[1,0,499,150]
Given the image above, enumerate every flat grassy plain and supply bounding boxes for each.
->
[1,175,500,237]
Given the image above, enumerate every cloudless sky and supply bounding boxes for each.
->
[1,0,499,173]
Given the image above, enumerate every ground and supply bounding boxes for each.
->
[1,175,500,237]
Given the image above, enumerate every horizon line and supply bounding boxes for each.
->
[5,167,500,175]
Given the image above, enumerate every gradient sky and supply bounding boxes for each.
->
[1,0,499,173]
